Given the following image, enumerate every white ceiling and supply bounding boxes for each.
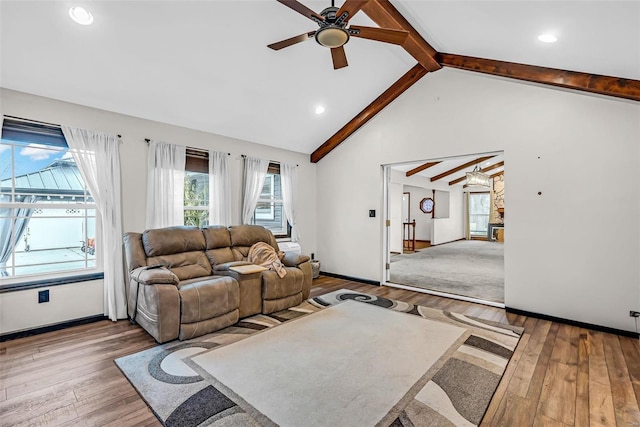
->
[1,1,638,156]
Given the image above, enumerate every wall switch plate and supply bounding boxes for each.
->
[38,289,50,303]
[369,210,376,217]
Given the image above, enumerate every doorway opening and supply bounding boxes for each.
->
[383,151,505,306]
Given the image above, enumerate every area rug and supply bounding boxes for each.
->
[115,290,522,426]
[390,240,504,303]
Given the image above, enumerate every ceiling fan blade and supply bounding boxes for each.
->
[349,25,409,45]
[268,31,316,50]
[331,46,348,70]
[276,0,325,22]
[336,0,367,22]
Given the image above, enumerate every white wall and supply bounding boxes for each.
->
[0,88,317,333]
[317,68,640,332]
[431,188,464,245]
[435,190,450,219]
[0,280,103,334]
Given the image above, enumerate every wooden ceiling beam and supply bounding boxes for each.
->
[448,161,504,185]
[361,0,441,72]
[430,155,495,182]
[310,64,427,163]
[490,170,505,179]
[406,161,441,177]
[438,53,640,102]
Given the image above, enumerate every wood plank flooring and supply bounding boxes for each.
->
[1,275,639,426]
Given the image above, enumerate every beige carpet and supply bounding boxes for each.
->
[186,300,467,427]
[390,240,504,303]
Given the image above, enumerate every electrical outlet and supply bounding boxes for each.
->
[38,290,49,303]
[630,311,640,317]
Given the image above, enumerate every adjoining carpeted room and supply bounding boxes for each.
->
[390,239,504,304]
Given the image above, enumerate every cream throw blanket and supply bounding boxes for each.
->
[248,242,287,278]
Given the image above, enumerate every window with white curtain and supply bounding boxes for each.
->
[0,119,98,281]
[468,191,491,237]
[183,148,209,227]
[252,162,290,238]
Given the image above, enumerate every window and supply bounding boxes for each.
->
[0,119,98,280]
[184,148,209,227]
[252,162,290,238]
[468,192,491,238]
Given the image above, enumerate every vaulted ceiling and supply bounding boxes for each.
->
[1,1,638,160]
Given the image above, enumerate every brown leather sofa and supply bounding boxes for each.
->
[123,225,311,343]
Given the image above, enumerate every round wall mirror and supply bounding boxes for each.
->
[419,197,434,214]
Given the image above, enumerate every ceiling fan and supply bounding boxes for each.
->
[268,0,409,70]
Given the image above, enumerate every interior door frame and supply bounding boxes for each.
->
[381,165,391,284]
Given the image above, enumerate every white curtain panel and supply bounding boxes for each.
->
[208,151,231,226]
[146,141,186,229]
[242,156,269,225]
[61,126,126,321]
[280,162,300,242]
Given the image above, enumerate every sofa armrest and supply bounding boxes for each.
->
[130,266,179,286]
[213,261,252,272]
[282,252,310,268]
[128,281,180,343]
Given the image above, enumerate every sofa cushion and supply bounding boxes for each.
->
[123,232,147,271]
[143,227,206,257]
[146,251,212,281]
[177,274,219,289]
[206,247,235,266]
[179,276,239,324]
[229,225,276,249]
[202,226,231,249]
[262,268,303,300]
[232,246,251,261]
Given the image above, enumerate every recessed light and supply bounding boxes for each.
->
[537,34,557,43]
[315,105,326,115]
[69,7,94,25]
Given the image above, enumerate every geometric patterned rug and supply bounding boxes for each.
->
[115,290,522,426]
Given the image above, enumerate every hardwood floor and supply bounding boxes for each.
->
[1,275,639,426]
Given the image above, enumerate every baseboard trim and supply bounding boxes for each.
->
[0,314,108,342]
[319,271,380,286]
[385,281,505,309]
[506,307,639,338]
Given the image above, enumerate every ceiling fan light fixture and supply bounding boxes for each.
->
[315,26,349,48]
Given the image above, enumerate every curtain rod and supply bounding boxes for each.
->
[241,154,298,167]
[4,115,122,138]
[145,139,230,155]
